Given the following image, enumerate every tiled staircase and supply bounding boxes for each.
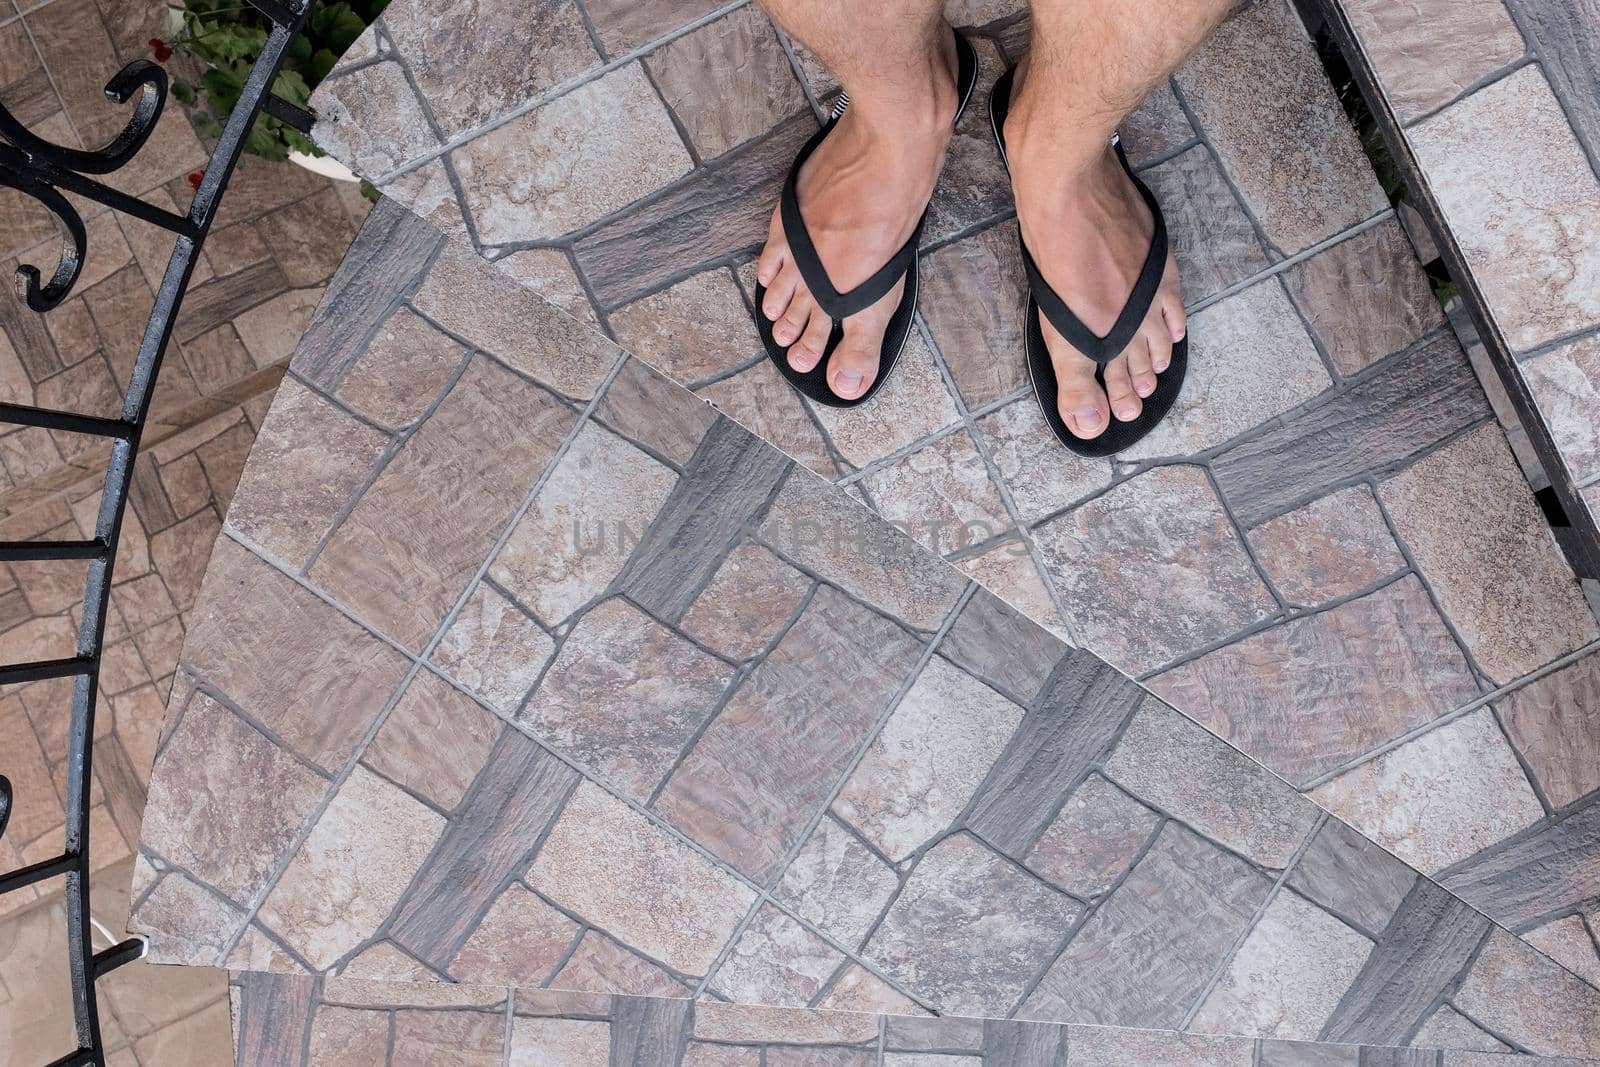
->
[19,0,1600,1064]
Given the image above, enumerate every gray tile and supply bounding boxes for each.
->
[1288,819,1418,936]
[1437,798,1600,930]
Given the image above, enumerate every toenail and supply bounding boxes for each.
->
[1078,408,1103,429]
[1117,404,1138,420]
[836,371,863,395]
[1154,357,1170,372]
[1136,379,1155,397]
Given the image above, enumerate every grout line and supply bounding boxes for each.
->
[1184,208,1396,317]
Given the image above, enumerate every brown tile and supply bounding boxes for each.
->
[527,780,757,977]
[1246,485,1406,605]
[1344,0,1524,122]
[254,187,364,289]
[391,1008,503,1067]
[679,542,813,661]
[233,287,327,369]
[522,598,732,800]
[511,1016,613,1066]
[921,223,1029,409]
[1025,774,1161,899]
[382,0,600,140]
[1122,81,1196,168]
[432,582,556,712]
[807,329,964,470]
[864,834,1081,1016]
[551,928,691,996]
[594,356,719,467]
[226,376,387,567]
[773,815,899,949]
[655,584,924,881]
[23,0,122,144]
[449,883,579,985]
[1452,928,1600,1058]
[1286,819,1417,937]
[610,268,761,386]
[1310,709,1544,875]
[136,690,326,914]
[977,401,1112,525]
[582,0,726,53]
[1522,336,1600,483]
[490,421,678,625]
[309,356,575,649]
[710,903,845,1006]
[147,510,220,614]
[1173,0,1388,253]
[334,307,466,429]
[1523,913,1600,988]
[184,538,410,771]
[925,37,1014,243]
[836,656,1023,861]
[310,59,441,179]
[697,360,839,478]
[1378,424,1597,684]
[1410,66,1600,351]
[363,670,501,812]
[259,766,446,969]
[646,6,808,159]
[1142,145,1273,304]
[862,429,1009,556]
[453,63,693,243]
[955,541,1063,634]
[1283,219,1445,376]
[1497,651,1600,808]
[494,247,599,326]
[1035,463,1275,671]
[1152,576,1479,787]
[307,1005,390,1064]
[1122,279,1333,461]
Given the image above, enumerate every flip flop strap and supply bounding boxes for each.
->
[1021,142,1169,365]
[779,122,925,321]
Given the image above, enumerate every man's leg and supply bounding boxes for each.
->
[755,0,957,400]
[1006,0,1232,441]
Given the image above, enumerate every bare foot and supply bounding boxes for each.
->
[756,31,959,400]
[1003,70,1187,442]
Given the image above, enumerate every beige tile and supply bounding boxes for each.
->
[1453,928,1600,1058]
[809,330,963,469]
[774,816,899,949]
[432,582,556,712]
[1344,0,1525,121]
[363,669,501,811]
[334,307,466,429]
[710,903,845,1006]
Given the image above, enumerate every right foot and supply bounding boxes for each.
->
[756,30,960,401]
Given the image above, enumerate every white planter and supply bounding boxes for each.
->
[288,149,360,183]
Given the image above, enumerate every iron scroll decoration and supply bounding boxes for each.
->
[0,3,317,1063]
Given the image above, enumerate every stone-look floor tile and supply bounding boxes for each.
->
[1123,279,1333,461]
[361,670,500,812]
[225,376,387,567]
[1173,0,1387,254]
[494,248,598,326]
[1259,1041,1360,1066]
[1067,1027,1255,1067]
[774,816,899,949]
[453,64,694,243]
[433,582,556,712]
[259,766,447,970]
[1286,818,1416,937]
[527,781,757,977]
[552,929,690,996]
[938,586,1066,706]
[698,360,839,478]
[1344,0,1524,123]
[1025,774,1161,899]
[864,834,1082,1016]
[710,903,846,1006]
[1410,1006,1512,1054]
[656,585,923,881]
[310,60,441,179]
[861,430,1010,556]
[693,1002,880,1046]
[1035,463,1276,671]
[976,398,1113,524]
[1246,485,1407,606]
[392,1009,504,1066]
[1453,928,1600,1058]
[449,883,579,986]
[610,269,762,387]
[511,1015,613,1067]
[1106,699,1318,869]
[1522,337,1600,483]
[184,539,412,772]
[925,38,1013,243]
[1151,576,1479,787]
[1310,709,1545,875]
[1022,823,1272,1029]
[333,307,465,430]
[1379,424,1598,684]
[593,356,719,466]
[520,598,732,801]
[1436,797,1600,932]
[679,542,812,661]
[835,656,1023,860]
[1283,219,1445,376]
[1121,81,1197,168]
[1141,145,1273,304]
[310,356,575,650]
[920,223,1029,410]
[582,0,726,54]
[684,1042,763,1067]
[491,421,679,625]
[1496,650,1600,808]
[816,964,926,1017]
[307,1005,390,1063]
[1411,66,1600,351]
[809,330,964,470]
[410,242,620,402]
[1524,914,1600,988]
[1192,890,1373,1039]
[954,542,1063,635]
[120,868,245,967]
[760,475,968,631]
[383,0,598,140]
[645,6,808,159]
[1516,0,1600,161]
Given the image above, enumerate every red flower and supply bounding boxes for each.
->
[148,38,172,62]
[187,171,203,191]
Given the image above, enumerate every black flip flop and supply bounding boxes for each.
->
[989,66,1188,457]
[755,31,978,408]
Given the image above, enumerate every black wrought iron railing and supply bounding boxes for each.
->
[0,3,317,1063]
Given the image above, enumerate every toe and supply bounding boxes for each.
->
[775,290,814,349]
[828,326,882,400]
[791,305,833,372]
[1056,358,1110,440]
[762,262,800,323]
[1157,252,1186,360]
[1104,353,1142,422]
[1128,331,1158,399]
[757,211,788,288]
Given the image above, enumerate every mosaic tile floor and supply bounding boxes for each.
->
[127,206,1600,1061]
[1338,0,1600,523]
[300,0,1600,963]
